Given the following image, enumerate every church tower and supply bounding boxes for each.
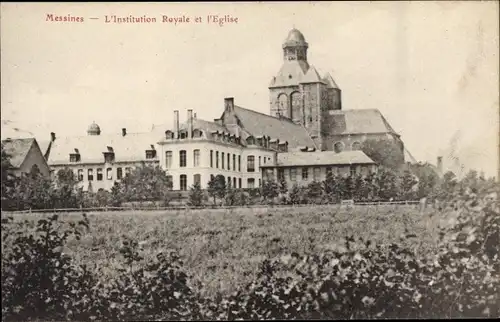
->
[269,28,342,150]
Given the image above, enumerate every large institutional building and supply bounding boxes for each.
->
[43,29,406,191]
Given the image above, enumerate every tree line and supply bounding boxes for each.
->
[1,143,496,211]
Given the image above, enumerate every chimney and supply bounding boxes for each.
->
[224,97,234,112]
[174,110,179,139]
[187,109,193,139]
[50,132,56,142]
[122,128,127,136]
[437,156,443,174]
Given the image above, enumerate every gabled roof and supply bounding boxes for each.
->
[301,66,323,83]
[269,60,311,88]
[38,140,51,159]
[328,109,398,135]
[46,133,162,165]
[1,138,36,168]
[322,72,340,89]
[261,150,375,168]
[233,105,316,149]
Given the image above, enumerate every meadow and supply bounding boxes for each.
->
[3,204,443,298]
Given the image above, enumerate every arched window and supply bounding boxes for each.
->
[290,91,301,122]
[277,93,288,117]
[179,150,187,167]
[246,136,255,145]
[351,141,362,151]
[179,130,187,139]
[193,149,200,167]
[193,129,203,138]
[165,151,173,168]
[333,142,345,153]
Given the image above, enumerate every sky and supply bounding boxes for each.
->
[1,2,499,178]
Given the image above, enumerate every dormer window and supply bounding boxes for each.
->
[69,153,80,162]
[146,149,157,159]
[103,146,115,163]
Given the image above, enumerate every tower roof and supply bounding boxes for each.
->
[283,28,308,48]
[87,122,101,135]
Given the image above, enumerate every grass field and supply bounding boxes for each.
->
[2,204,445,298]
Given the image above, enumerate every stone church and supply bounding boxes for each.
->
[42,28,406,191]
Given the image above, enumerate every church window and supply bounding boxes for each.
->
[97,168,103,181]
[165,151,173,168]
[180,174,187,191]
[179,150,187,167]
[334,142,344,153]
[352,141,362,151]
[247,155,255,172]
[278,94,288,117]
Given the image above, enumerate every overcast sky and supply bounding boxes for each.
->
[1,2,499,178]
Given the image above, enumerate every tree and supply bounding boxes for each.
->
[288,184,303,205]
[118,164,173,203]
[261,179,279,204]
[361,138,405,171]
[187,182,204,207]
[53,168,82,208]
[1,145,18,209]
[399,169,418,200]
[306,181,323,203]
[207,174,226,206]
[409,162,439,199]
[375,167,399,200]
[12,165,54,210]
[353,174,369,201]
[109,182,124,207]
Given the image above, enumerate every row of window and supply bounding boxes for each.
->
[166,149,271,173]
[165,150,200,168]
[209,150,241,171]
[168,174,262,191]
[275,166,358,181]
[69,150,157,163]
[75,167,132,182]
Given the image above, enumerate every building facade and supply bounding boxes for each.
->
[43,28,408,191]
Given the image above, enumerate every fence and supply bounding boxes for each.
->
[1,200,422,215]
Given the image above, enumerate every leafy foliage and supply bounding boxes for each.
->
[207,174,226,206]
[187,182,204,207]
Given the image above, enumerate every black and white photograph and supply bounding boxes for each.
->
[1,2,499,320]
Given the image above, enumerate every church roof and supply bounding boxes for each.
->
[269,60,311,88]
[301,66,323,83]
[328,109,398,135]
[323,72,340,89]
[1,138,38,168]
[261,150,375,168]
[233,105,316,149]
[46,132,161,165]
